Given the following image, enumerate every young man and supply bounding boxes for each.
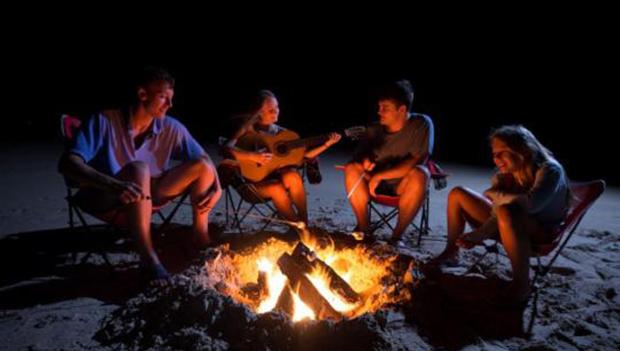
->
[58,67,221,283]
[344,79,434,244]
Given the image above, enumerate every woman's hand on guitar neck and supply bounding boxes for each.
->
[324,132,342,147]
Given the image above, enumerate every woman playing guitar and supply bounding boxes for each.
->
[223,90,341,225]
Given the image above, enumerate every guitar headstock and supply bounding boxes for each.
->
[344,126,366,140]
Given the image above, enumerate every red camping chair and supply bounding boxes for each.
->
[60,114,190,267]
[337,159,449,245]
[466,180,606,334]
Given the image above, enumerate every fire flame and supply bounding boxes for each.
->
[204,228,410,322]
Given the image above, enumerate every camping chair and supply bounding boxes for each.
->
[465,180,606,335]
[337,159,448,245]
[60,114,190,267]
[217,159,280,234]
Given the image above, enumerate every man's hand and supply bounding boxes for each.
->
[195,183,222,214]
[362,158,375,172]
[112,180,146,204]
[368,173,383,197]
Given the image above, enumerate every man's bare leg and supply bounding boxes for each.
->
[153,158,221,247]
[389,166,430,242]
[115,161,172,282]
[344,162,370,233]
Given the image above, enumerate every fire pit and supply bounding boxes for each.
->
[96,228,422,350]
[201,227,414,322]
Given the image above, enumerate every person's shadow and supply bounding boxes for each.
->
[406,264,528,350]
[0,223,222,310]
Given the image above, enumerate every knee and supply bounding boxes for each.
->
[270,184,289,199]
[123,161,150,181]
[191,158,212,173]
[406,166,429,188]
[344,162,364,179]
[189,158,215,179]
[211,186,223,202]
[282,170,303,188]
[447,186,468,205]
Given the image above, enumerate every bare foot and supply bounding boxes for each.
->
[428,249,460,267]
[144,263,171,287]
[456,230,486,249]
[387,236,403,246]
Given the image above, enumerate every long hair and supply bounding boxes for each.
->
[227,89,277,139]
[489,125,556,190]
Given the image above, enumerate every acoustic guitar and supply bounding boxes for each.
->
[236,126,365,182]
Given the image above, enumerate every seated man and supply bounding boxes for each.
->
[58,67,221,283]
[344,79,434,244]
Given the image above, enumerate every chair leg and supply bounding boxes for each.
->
[156,192,189,235]
[526,285,539,336]
[369,203,397,233]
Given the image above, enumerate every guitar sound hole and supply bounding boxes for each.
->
[276,144,288,155]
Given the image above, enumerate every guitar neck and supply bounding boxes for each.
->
[285,135,329,150]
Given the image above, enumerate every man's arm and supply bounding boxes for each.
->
[58,153,144,203]
[372,154,423,180]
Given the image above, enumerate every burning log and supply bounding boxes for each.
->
[274,283,295,316]
[277,253,342,320]
[291,242,360,304]
[241,271,270,303]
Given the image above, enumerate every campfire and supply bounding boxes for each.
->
[202,227,414,322]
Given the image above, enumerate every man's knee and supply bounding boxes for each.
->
[183,158,216,182]
[122,161,150,181]
[403,166,429,191]
[344,162,364,178]
[191,158,212,173]
[411,165,430,182]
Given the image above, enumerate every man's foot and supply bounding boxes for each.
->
[141,263,171,287]
[427,249,460,267]
[387,236,403,247]
[456,230,486,249]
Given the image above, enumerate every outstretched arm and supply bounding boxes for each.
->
[304,132,342,159]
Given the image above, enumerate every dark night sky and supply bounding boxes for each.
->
[4,13,618,185]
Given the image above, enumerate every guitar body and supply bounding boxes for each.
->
[237,130,306,182]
